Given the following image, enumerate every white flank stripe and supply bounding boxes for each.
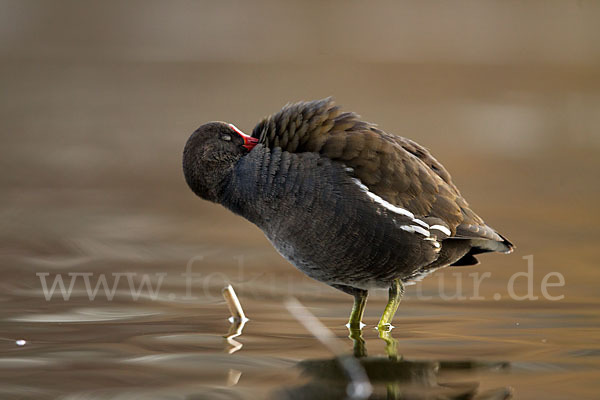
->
[351,178,455,239]
[352,179,415,219]
[425,237,441,248]
[412,218,429,228]
[430,224,451,236]
[400,225,430,237]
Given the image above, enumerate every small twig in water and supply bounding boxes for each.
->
[222,284,248,323]
[222,284,249,354]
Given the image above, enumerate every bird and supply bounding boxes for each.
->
[182,98,513,331]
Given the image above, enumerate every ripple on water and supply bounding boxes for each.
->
[0,357,56,368]
[135,333,223,347]
[8,307,162,323]
[122,353,292,372]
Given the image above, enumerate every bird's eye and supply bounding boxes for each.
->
[221,134,232,141]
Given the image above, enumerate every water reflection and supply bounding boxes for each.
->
[276,327,512,400]
[278,356,511,399]
[225,316,248,355]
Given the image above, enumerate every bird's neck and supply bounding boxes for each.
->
[217,154,266,225]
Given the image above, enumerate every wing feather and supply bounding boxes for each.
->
[252,98,512,253]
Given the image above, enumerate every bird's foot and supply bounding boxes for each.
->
[346,321,366,329]
[375,322,395,331]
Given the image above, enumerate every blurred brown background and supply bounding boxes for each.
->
[2,0,598,290]
[1,1,599,398]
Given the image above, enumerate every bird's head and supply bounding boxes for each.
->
[183,122,259,202]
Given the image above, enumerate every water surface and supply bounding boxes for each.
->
[1,5,600,396]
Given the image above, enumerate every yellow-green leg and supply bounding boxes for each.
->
[332,284,368,329]
[347,291,368,357]
[348,291,368,328]
[377,279,404,330]
[377,279,404,358]
[332,285,369,357]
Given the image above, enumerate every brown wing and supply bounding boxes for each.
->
[252,98,512,250]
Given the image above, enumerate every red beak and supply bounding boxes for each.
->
[228,124,259,151]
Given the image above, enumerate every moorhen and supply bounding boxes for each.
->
[183,98,513,330]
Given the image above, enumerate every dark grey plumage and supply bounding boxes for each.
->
[221,146,440,289]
